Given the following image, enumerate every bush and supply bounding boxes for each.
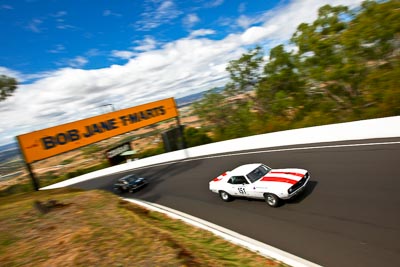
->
[184,127,213,147]
[0,182,34,197]
[81,144,103,156]
[65,162,110,179]
[60,158,74,165]
[138,145,165,159]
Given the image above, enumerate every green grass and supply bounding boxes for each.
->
[0,189,287,267]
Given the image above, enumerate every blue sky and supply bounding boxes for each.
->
[1,0,277,74]
[0,0,364,146]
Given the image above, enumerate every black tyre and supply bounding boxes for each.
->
[219,191,233,202]
[115,187,126,194]
[264,193,280,207]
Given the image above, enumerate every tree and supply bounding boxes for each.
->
[256,45,305,119]
[291,4,360,111]
[342,0,400,62]
[192,91,230,140]
[341,0,400,117]
[192,91,228,126]
[184,127,213,147]
[192,90,256,140]
[225,46,264,97]
[0,75,18,101]
[360,61,400,117]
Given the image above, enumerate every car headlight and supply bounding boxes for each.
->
[288,187,293,194]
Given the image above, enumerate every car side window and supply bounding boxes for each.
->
[230,176,248,184]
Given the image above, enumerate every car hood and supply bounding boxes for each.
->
[131,178,145,184]
[254,168,307,187]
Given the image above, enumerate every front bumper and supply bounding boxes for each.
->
[281,173,310,199]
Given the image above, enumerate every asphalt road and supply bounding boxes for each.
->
[72,138,400,267]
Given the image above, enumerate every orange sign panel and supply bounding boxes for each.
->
[17,98,178,163]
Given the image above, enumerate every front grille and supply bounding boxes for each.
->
[289,172,308,193]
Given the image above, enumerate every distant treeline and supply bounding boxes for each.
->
[193,0,399,141]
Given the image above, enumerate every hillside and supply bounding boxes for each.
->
[0,188,284,266]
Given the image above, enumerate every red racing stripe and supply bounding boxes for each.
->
[213,172,227,182]
[260,176,297,185]
[269,171,304,177]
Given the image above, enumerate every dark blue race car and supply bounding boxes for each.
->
[113,174,148,193]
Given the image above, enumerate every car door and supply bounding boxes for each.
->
[244,176,264,199]
[227,176,250,197]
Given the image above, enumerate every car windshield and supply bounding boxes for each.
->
[123,174,138,182]
[247,165,271,183]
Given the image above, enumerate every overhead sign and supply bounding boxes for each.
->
[17,98,178,163]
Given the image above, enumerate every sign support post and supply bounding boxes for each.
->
[26,162,40,191]
[175,116,186,149]
[16,136,40,191]
[175,116,188,159]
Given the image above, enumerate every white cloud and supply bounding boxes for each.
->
[51,11,67,18]
[103,10,122,17]
[111,50,135,59]
[133,36,157,52]
[238,3,246,13]
[48,44,66,54]
[189,29,215,38]
[0,67,52,83]
[240,26,277,45]
[85,49,102,57]
[66,56,88,68]
[183,13,200,28]
[26,19,43,33]
[0,67,22,80]
[205,0,224,8]
[237,15,257,29]
[135,0,182,31]
[56,24,75,30]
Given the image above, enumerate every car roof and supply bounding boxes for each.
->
[230,163,262,176]
[120,174,137,180]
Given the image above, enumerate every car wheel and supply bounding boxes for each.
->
[219,191,232,202]
[264,193,280,207]
[129,187,137,193]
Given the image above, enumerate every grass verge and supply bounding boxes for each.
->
[0,188,287,267]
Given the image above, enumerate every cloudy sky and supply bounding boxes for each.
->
[0,0,364,146]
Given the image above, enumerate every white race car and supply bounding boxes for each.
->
[209,163,310,207]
